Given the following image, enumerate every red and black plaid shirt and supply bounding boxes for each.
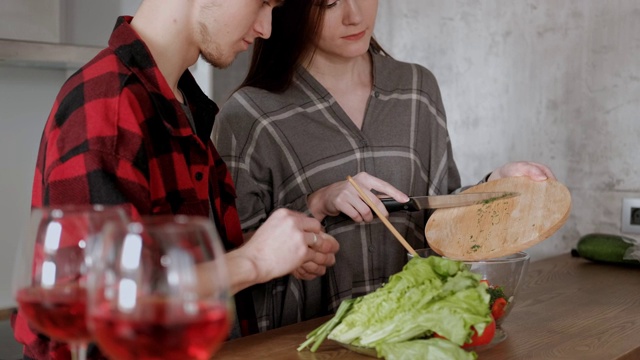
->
[12,16,252,359]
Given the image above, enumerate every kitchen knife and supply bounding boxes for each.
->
[381,192,518,212]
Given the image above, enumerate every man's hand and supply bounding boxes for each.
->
[291,232,339,280]
[227,209,339,293]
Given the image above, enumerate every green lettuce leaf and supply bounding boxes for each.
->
[377,338,478,360]
[299,255,492,358]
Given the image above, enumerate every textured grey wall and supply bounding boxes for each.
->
[376,1,640,260]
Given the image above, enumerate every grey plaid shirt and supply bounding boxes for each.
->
[213,51,461,332]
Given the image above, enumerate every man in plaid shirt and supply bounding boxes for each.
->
[12,0,339,359]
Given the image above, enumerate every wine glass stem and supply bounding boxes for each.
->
[70,343,88,360]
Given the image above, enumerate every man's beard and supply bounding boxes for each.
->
[200,44,234,69]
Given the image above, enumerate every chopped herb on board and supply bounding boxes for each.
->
[470,244,481,252]
[479,192,518,205]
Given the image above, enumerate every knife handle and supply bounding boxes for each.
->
[381,198,419,212]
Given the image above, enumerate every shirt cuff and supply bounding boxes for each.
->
[479,172,492,184]
[283,194,312,216]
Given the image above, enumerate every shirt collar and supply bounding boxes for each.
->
[108,16,218,140]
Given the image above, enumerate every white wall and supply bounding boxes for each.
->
[61,0,123,45]
[376,0,640,260]
[0,68,67,309]
[0,0,61,43]
[0,1,63,310]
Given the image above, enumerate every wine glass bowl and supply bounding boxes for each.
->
[13,204,128,359]
[87,215,232,360]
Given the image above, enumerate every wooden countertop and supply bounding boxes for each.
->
[214,254,640,359]
[0,308,15,321]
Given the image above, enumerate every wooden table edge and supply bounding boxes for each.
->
[0,307,16,321]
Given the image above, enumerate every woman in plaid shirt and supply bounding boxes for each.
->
[214,0,556,333]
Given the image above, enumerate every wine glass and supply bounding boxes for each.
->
[12,204,128,360]
[86,215,233,360]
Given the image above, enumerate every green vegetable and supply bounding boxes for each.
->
[378,338,477,360]
[296,299,356,353]
[572,233,640,266]
[479,192,517,205]
[298,256,492,358]
[486,285,506,308]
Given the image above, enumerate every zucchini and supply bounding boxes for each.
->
[572,233,640,266]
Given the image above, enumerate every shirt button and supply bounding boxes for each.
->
[368,245,375,253]
[374,91,380,98]
[195,172,204,181]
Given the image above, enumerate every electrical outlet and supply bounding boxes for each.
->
[621,198,640,234]
[632,208,640,225]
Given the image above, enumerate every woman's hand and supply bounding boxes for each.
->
[487,161,556,182]
[307,172,409,222]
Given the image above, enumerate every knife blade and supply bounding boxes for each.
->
[381,192,518,212]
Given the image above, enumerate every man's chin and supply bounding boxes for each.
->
[200,53,235,70]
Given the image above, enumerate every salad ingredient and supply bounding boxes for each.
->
[462,316,496,348]
[572,233,640,266]
[490,297,508,320]
[296,299,355,353]
[378,338,477,360]
[481,280,509,320]
[298,256,493,358]
[434,315,495,348]
[485,283,505,305]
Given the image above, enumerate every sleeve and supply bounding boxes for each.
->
[445,133,463,194]
[213,95,274,232]
[43,149,149,219]
[35,75,154,219]
[418,64,463,195]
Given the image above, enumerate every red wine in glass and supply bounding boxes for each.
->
[13,204,128,360]
[90,300,229,360]
[87,215,233,360]
[16,284,90,343]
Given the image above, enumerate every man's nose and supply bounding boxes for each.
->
[255,9,273,39]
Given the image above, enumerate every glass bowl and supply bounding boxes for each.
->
[409,248,530,348]
[460,252,529,326]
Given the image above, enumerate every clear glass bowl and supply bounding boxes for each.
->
[409,248,530,350]
[411,248,529,326]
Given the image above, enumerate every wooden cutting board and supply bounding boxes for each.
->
[425,177,571,260]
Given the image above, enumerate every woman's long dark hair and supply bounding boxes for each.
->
[239,1,389,93]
